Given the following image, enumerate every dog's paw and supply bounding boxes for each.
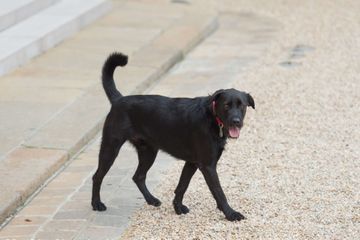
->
[92,201,107,211]
[173,203,190,215]
[146,197,162,207]
[225,211,245,221]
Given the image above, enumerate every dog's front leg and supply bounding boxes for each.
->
[173,162,197,215]
[200,165,245,221]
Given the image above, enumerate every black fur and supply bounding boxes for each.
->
[92,52,255,221]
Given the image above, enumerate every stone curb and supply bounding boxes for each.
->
[0,5,219,225]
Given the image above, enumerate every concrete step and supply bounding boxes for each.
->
[0,0,60,32]
[0,0,111,77]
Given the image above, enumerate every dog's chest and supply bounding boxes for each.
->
[215,139,226,161]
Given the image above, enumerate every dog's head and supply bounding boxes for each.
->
[211,88,255,139]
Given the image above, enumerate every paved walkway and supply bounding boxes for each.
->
[0,0,217,225]
[0,5,280,240]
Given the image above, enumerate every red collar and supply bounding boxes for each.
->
[212,101,224,128]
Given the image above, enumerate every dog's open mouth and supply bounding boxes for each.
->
[228,126,240,138]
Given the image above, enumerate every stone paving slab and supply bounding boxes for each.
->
[0,0,218,228]
[0,148,68,224]
[24,84,109,156]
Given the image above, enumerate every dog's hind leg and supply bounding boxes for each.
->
[173,162,197,214]
[92,136,124,211]
[132,142,161,207]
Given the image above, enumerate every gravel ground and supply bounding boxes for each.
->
[121,1,360,239]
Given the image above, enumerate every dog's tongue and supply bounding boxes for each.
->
[229,127,240,138]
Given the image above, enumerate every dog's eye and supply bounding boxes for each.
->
[237,100,242,107]
[224,104,230,110]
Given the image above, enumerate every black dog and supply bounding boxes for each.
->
[92,52,255,221]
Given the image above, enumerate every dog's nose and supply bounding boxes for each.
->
[232,117,241,125]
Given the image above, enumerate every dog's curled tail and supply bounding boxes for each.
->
[102,52,128,104]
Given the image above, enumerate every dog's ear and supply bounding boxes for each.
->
[211,89,225,101]
[209,89,224,114]
[246,93,255,109]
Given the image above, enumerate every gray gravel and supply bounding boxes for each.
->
[121,0,360,239]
